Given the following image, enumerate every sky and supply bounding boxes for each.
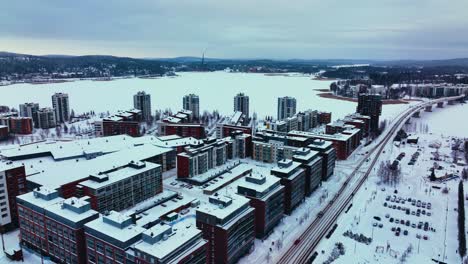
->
[1,0,468,60]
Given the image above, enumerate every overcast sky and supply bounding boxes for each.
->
[1,0,467,60]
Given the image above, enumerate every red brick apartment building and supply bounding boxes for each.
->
[17,188,99,264]
[270,159,306,215]
[196,194,255,264]
[237,173,284,238]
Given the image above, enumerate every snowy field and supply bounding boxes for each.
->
[0,71,409,121]
[313,102,468,264]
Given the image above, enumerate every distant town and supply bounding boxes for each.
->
[0,69,467,264]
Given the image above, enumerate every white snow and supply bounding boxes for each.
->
[312,102,468,264]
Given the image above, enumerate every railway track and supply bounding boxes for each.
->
[277,96,463,264]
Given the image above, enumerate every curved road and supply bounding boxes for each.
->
[277,95,464,264]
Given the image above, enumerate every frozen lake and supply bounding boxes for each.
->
[0,72,408,120]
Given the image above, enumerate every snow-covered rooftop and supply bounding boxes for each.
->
[46,196,98,224]
[237,172,281,196]
[134,220,203,261]
[26,143,169,189]
[85,211,145,243]
[271,159,301,175]
[197,193,250,222]
[79,161,160,190]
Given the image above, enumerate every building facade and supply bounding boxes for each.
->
[307,139,336,181]
[357,94,382,133]
[183,94,200,121]
[0,163,27,232]
[80,161,162,212]
[134,91,152,122]
[17,189,99,264]
[270,159,306,215]
[0,116,33,134]
[177,139,227,179]
[277,96,296,120]
[36,107,57,129]
[85,211,145,264]
[237,174,284,238]
[52,93,70,123]
[19,102,39,127]
[234,93,250,120]
[196,194,255,264]
[0,125,8,140]
[292,148,323,196]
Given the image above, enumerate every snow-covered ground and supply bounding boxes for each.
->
[313,102,468,264]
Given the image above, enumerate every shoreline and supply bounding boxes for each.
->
[317,92,420,105]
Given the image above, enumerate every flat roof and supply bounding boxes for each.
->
[79,162,160,190]
[0,134,148,161]
[26,144,169,189]
[46,197,98,223]
[189,161,241,184]
[237,172,280,194]
[17,188,62,209]
[197,193,250,221]
[289,130,355,142]
[271,160,301,175]
[202,163,252,194]
[85,212,145,243]
[293,148,320,162]
[134,220,202,260]
[308,139,333,150]
[134,193,195,228]
[0,161,23,172]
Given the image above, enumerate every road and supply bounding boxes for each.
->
[277,95,464,264]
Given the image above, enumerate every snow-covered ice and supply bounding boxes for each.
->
[0,72,410,121]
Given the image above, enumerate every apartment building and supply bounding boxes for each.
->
[270,159,306,215]
[17,188,99,264]
[0,163,27,231]
[292,148,323,196]
[80,161,162,212]
[237,173,284,238]
[52,93,70,123]
[183,94,200,121]
[196,194,255,264]
[19,102,39,127]
[177,139,227,179]
[307,139,337,181]
[134,91,152,122]
[277,96,296,120]
[36,107,57,129]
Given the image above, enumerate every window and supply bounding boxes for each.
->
[2,213,8,218]
[87,238,95,249]
[96,242,104,254]
[105,245,113,257]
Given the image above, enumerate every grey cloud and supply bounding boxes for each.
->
[1,0,467,59]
